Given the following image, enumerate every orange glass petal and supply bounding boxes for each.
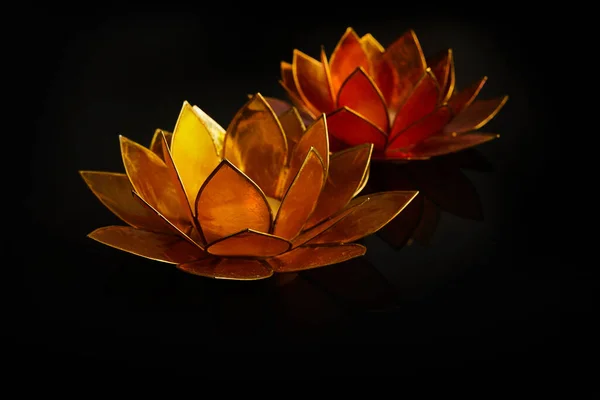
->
[306,144,373,228]
[329,28,370,92]
[444,96,508,134]
[268,244,366,273]
[206,229,291,257]
[337,67,389,132]
[360,33,385,70]
[386,106,452,152]
[308,191,418,244]
[389,69,440,141]
[223,94,288,198]
[427,49,455,103]
[411,133,499,158]
[448,77,488,115]
[149,128,172,160]
[278,107,306,150]
[195,161,272,243]
[79,171,167,233]
[178,258,273,280]
[274,149,326,239]
[293,49,334,113]
[327,107,387,151]
[88,226,207,264]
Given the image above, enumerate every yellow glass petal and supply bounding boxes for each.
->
[192,105,226,158]
[119,136,190,229]
[274,149,326,239]
[268,243,366,273]
[281,114,329,195]
[308,191,418,244]
[293,49,334,113]
[305,144,373,229]
[443,96,509,134]
[170,101,221,208]
[79,171,167,233]
[278,107,306,158]
[160,136,205,244]
[206,229,291,257]
[223,93,288,198]
[195,160,272,244]
[329,27,370,93]
[178,258,273,281]
[292,197,369,248]
[149,128,172,160]
[88,226,208,264]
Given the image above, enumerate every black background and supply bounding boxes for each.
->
[9,5,587,379]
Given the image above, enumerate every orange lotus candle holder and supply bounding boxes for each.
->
[273,28,508,161]
[81,93,418,280]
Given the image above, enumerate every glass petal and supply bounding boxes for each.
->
[337,67,389,132]
[223,93,288,198]
[411,133,499,158]
[268,243,366,273]
[195,160,272,243]
[305,144,372,229]
[149,128,172,160]
[327,107,387,151]
[280,115,329,195]
[307,191,418,244]
[375,30,427,121]
[389,69,440,141]
[386,106,452,152]
[274,149,326,239]
[79,171,167,233]
[320,46,335,104]
[279,81,318,121]
[170,101,221,208]
[293,197,369,248]
[377,193,424,249]
[427,49,455,103]
[329,28,370,93]
[88,226,208,264]
[360,33,385,72]
[178,258,273,281]
[160,136,204,244]
[281,61,298,94]
[206,229,291,257]
[278,106,306,156]
[119,135,190,229]
[448,77,488,115]
[293,49,334,113]
[443,96,508,134]
[192,105,226,158]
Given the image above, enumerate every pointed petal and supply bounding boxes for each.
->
[444,96,508,134]
[149,129,172,160]
[293,197,369,248]
[389,69,440,141]
[160,136,205,244]
[377,193,424,249]
[278,106,306,153]
[223,93,288,198]
[375,30,427,120]
[88,226,208,264]
[427,49,455,103]
[327,107,387,151]
[285,114,329,185]
[360,33,385,70]
[448,77,488,115]
[305,144,373,229]
[293,49,334,113]
[386,106,452,152]
[279,81,318,121]
[354,163,370,196]
[178,258,273,281]
[79,171,167,232]
[329,27,370,92]
[307,191,418,244]
[281,61,298,95]
[411,132,499,158]
[206,229,291,257]
[119,136,190,228]
[320,46,335,104]
[337,67,389,132]
[274,149,326,239]
[195,160,272,243]
[268,243,366,273]
[192,105,226,158]
[170,101,221,208]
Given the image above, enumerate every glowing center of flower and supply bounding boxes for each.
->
[265,196,282,219]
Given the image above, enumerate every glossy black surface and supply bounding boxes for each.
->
[14,8,577,378]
